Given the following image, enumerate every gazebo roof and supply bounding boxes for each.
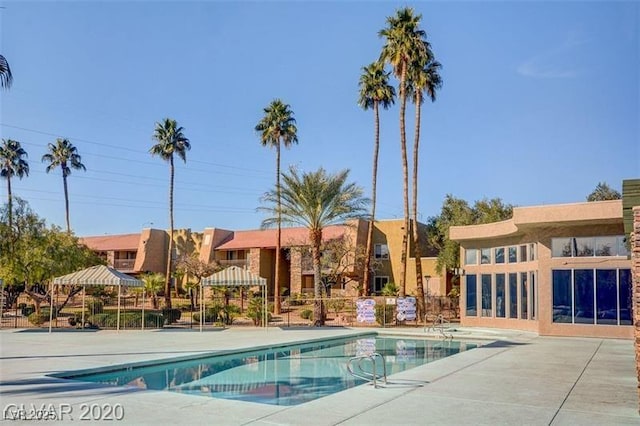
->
[201,266,266,286]
[52,265,142,286]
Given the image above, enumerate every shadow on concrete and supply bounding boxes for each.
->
[0,377,144,397]
[481,340,530,349]
[1,349,214,361]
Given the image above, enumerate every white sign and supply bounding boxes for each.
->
[396,297,417,321]
[356,298,376,324]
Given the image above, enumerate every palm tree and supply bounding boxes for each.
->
[408,52,442,318]
[0,139,29,236]
[358,62,395,296]
[0,55,12,89]
[42,138,85,233]
[150,118,191,310]
[142,273,165,309]
[379,7,429,296]
[255,99,298,314]
[260,166,369,326]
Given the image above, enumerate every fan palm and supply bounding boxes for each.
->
[0,55,12,89]
[260,166,369,326]
[42,138,85,233]
[255,99,298,314]
[0,139,29,238]
[408,53,442,318]
[142,273,165,309]
[358,61,395,296]
[150,118,191,310]
[379,7,429,296]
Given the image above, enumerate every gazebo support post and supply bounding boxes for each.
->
[117,285,121,332]
[0,279,4,329]
[81,285,86,329]
[48,282,54,333]
[141,288,145,331]
[199,281,204,332]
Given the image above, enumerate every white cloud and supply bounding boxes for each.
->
[517,31,588,79]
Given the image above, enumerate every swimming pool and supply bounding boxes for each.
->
[57,335,477,406]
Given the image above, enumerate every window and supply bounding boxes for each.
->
[496,274,505,318]
[617,236,629,257]
[494,247,505,264]
[520,272,528,319]
[595,237,617,257]
[528,243,536,261]
[575,238,594,257]
[374,244,389,259]
[373,276,389,294]
[480,248,491,264]
[465,275,477,316]
[481,274,492,317]
[553,268,632,326]
[508,246,518,263]
[465,249,478,265]
[519,245,527,262]
[530,271,536,320]
[553,270,572,323]
[509,273,518,319]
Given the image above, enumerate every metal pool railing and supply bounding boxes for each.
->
[346,352,388,388]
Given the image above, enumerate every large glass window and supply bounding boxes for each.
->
[465,249,477,265]
[494,247,504,264]
[465,275,477,316]
[575,238,594,257]
[596,269,617,325]
[496,274,505,318]
[574,269,594,324]
[617,236,629,257]
[528,243,536,261]
[509,273,518,319]
[619,269,632,325]
[508,246,517,263]
[481,274,492,317]
[373,276,389,294]
[520,272,528,320]
[595,237,617,257]
[552,238,573,257]
[519,245,528,262]
[480,248,491,264]
[530,271,536,320]
[553,270,572,323]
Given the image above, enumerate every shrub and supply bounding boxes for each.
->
[161,308,182,324]
[86,299,104,314]
[300,309,313,320]
[381,282,399,296]
[375,304,395,325]
[326,298,346,315]
[28,312,49,326]
[221,304,240,325]
[21,303,35,317]
[288,293,308,306]
[87,312,164,328]
[246,297,271,326]
[192,304,223,323]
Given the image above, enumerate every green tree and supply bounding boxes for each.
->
[41,138,86,233]
[428,195,513,276]
[260,166,369,326]
[0,139,29,236]
[0,54,12,89]
[175,254,221,310]
[0,198,103,314]
[150,118,191,310]
[358,61,395,296]
[587,182,621,201]
[407,45,442,319]
[379,7,429,296]
[255,99,298,315]
[142,273,164,309]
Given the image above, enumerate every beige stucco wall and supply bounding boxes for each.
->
[134,228,168,275]
[457,216,632,339]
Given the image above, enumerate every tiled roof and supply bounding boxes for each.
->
[80,233,141,251]
[215,225,348,250]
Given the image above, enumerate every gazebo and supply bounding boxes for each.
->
[200,266,268,331]
[50,265,143,332]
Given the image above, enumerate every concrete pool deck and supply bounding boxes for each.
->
[0,327,637,425]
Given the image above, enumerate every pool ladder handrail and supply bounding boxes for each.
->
[346,352,387,388]
[424,313,453,339]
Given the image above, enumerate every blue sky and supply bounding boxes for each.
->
[1,1,638,237]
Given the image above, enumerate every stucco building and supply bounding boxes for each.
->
[450,200,632,338]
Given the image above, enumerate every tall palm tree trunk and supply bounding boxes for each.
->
[363,101,380,296]
[274,143,282,315]
[412,93,425,320]
[399,61,409,297]
[165,157,174,310]
[311,229,324,326]
[6,175,12,237]
[63,173,71,233]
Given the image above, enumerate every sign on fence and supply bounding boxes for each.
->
[356,298,376,324]
[396,297,416,321]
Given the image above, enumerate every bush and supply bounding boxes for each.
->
[326,298,346,315]
[288,293,308,306]
[87,312,164,328]
[28,312,49,326]
[375,305,395,325]
[246,297,271,326]
[300,309,313,320]
[221,304,240,325]
[161,308,182,324]
[86,299,104,314]
[192,304,223,323]
[381,282,399,296]
[21,303,35,317]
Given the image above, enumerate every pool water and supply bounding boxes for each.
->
[59,335,477,406]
